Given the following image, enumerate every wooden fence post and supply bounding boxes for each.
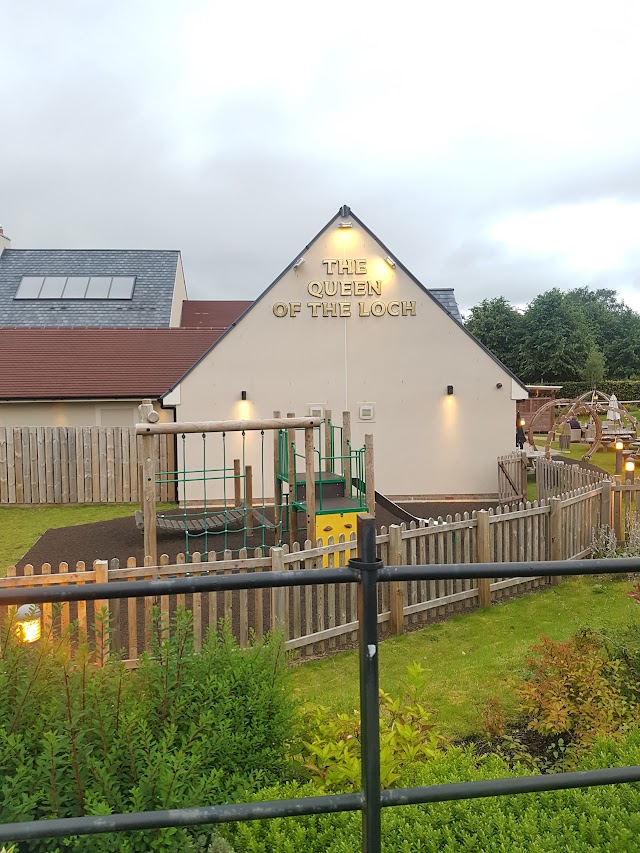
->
[271,547,287,638]
[476,510,491,608]
[550,496,562,584]
[94,559,110,665]
[388,525,405,635]
[600,480,612,530]
[141,433,157,565]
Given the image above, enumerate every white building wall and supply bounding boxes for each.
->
[169,217,526,501]
[0,399,172,428]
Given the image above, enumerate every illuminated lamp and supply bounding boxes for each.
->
[338,222,353,229]
[519,419,525,427]
[615,440,624,451]
[625,458,635,483]
[15,604,41,644]
[241,391,247,401]
[384,256,396,269]
[447,385,454,395]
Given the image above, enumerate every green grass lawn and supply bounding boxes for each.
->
[291,576,639,738]
[0,504,173,573]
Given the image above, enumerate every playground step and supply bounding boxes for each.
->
[293,471,347,503]
[294,496,365,515]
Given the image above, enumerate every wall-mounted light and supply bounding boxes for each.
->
[496,382,503,389]
[447,385,454,395]
[241,391,247,401]
[15,604,41,644]
[519,418,525,427]
[338,222,353,229]
[384,256,396,269]
[293,258,305,270]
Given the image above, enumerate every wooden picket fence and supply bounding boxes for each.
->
[2,479,618,665]
[535,456,610,502]
[0,426,175,504]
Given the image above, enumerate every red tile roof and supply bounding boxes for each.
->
[0,328,220,399]
[180,300,252,329]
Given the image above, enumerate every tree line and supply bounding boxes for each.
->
[464,287,640,384]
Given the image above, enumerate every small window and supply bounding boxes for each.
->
[109,276,135,299]
[62,276,89,298]
[39,276,67,298]
[15,277,44,298]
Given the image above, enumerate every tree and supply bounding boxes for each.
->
[519,289,595,382]
[464,297,524,375]
[581,347,606,387]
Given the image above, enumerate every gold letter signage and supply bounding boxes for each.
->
[272,258,416,319]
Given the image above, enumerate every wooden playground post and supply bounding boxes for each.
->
[550,496,563,584]
[245,464,254,533]
[342,411,352,496]
[141,432,157,565]
[287,413,299,547]
[324,409,332,472]
[233,458,242,507]
[388,525,405,635]
[273,410,282,529]
[304,426,316,543]
[365,433,375,514]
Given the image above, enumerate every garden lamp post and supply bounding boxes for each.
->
[625,458,635,485]
[15,604,41,644]
[615,440,624,474]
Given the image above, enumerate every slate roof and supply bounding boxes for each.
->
[180,300,252,329]
[427,289,462,322]
[0,249,180,327]
[0,328,219,398]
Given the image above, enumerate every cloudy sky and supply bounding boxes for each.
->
[1,0,640,316]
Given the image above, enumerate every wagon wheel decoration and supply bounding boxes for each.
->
[526,390,639,461]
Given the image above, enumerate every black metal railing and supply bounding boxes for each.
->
[1,514,639,852]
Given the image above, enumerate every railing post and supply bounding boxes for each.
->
[350,514,381,853]
[342,411,352,496]
[550,496,562,584]
[304,427,316,542]
[476,510,491,608]
[388,524,404,635]
[287,414,298,547]
[270,547,287,639]
[273,411,282,530]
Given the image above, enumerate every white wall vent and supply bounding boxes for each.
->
[358,403,375,422]
[308,405,325,419]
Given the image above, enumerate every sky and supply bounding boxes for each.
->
[1,0,640,317]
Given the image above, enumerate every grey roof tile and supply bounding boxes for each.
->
[0,249,179,327]
[427,288,462,322]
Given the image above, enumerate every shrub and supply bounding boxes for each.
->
[0,610,295,852]
[296,662,447,792]
[216,729,640,852]
[514,633,637,749]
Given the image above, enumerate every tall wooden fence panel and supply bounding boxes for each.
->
[0,427,175,504]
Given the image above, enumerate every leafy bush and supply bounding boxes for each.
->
[557,380,640,400]
[216,729,640,852]
[296,662,447,792]
[515,633,637,749]
[0,610,294,852]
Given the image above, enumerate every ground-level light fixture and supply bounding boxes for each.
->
[15,604,41,643]
[625,458,636,483]
[447,385,454,395]
[384,256,396,269]
[615,440,625,474]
